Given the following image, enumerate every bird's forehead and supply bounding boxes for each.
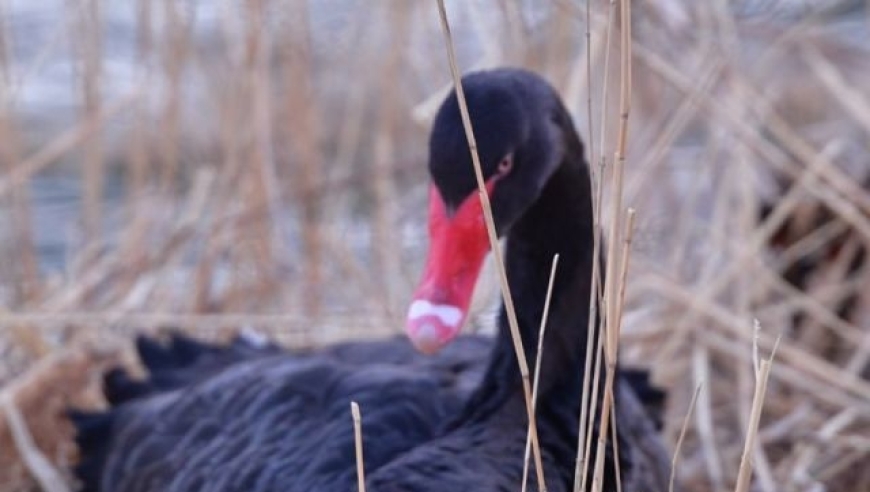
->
[429,86,527,206]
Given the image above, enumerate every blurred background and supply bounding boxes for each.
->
[0,1,868,491]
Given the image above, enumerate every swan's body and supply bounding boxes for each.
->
[71,68,674,492]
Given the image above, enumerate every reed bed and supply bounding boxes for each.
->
[0,1,867,491]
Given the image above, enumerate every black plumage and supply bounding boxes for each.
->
[70,68,673,492]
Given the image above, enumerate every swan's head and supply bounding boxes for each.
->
[407,69,571,354]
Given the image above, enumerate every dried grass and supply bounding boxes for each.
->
[0,1,868,491]
[351,401,366,492]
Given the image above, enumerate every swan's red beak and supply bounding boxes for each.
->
[407,183,495,354]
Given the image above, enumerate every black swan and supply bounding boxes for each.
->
[70,68,671,492]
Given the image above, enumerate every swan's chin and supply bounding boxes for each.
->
[406,301,464,354]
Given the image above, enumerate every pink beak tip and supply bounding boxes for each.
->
[407,320,446,355]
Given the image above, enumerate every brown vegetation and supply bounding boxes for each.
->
[0,1,867,491]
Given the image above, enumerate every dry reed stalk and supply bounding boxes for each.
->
[590,209,634,492]
[43,171,211,314]
[144,169,216,307]
[74,0,105,239]
[542,3,574,82]
[751,437,776,492]
[624,59,722,204]
[495,0,525,49]
[790,237,863,348]
[204,15,252,311]
[815,450,870,488]
[608,400,622,492]
[0,311,396,344]
[579,331,605,492]
[758,142,845,253]
[757,403,812,444]
[575,1,618,489]
[636,42,870,241]
[591,0,632,488]
[639,275,870,403]
[157,0,186,192]
[411,54,500,127]
[0,338,125,492]
[733,335,779,492]
[698,328,867,412]
[329,6,370,226]
[127,0,152,197]
[736,72,870,216]
[776,220,849,276]
[40,246,122,310]
[671,384,702,492]
[434,1,546,488]
[588,275,622,492]
[1,395,69,492]
[0,2,43,307]
[0,90,141,197]
[280,0,323,317]
[0,2,55,103]
[606,208,636,492]
[614,211,634,337]
[595,0,618,172]
[692,342,724,489]
[371,0,410,314]
[351,402,366,492]
[246,0,281,274]
[94,193,198,311]
[749,133,870,244]
[206,5,271,312]
[312,234,383,312]
[0,104,41,308]
[559,1,597,161]
[562,17,605,196]
[119,0,154,296]
[701,215,865,349]
[730,65,772,487]
[576,126,610,492]
[464,0,503,67]
[790,407,860,486]
[661,140,715,278]
[753,277,859,356]
[652,134,850,372]
[573,182,605,492]
[521,255,559,492]
[802,46,870,134]
[844,289,870,375]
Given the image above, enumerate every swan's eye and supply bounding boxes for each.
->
[497,154,513,175]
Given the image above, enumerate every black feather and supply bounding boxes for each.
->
[620,369,668,431]
[67,409,115,492]
[103,368,152,405]
[66,68,674,492]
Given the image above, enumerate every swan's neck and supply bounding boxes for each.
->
[461,157,596,420]
[502,160,596,396]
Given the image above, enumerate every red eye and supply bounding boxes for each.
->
[497,154,513,175]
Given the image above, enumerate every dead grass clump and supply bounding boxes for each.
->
[0,337,127,492]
